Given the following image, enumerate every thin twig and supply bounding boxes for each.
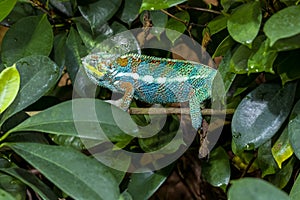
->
[160,9,189,26]
[179,5,222,15]
[129,108,234,115]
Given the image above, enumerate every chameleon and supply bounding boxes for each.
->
[81,52,217,130]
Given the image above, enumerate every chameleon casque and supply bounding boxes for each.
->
[81,52,217,130]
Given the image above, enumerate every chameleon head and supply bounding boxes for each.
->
[81,52,118,81]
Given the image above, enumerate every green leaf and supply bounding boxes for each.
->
[140,0,187,12]
[6,143,120,200]
[202,146,230,189]
[49,0,75,17]
[257,141,278,177]
[127,165,173,199]
[217,50,236,96]
[228,178,290,200]
[220,0,244,12]
[290,173,300,200]
[165,11,189,44]
[229,45,251,74]
[0,65,20,114]
[212,35,235,58]
[65,27,88,83]
[276,50,300,84]
[53,33,67,68]
[227,1,262,46]
[232,82,296,152]
[149,10,168,38]
[150,10,168,27]
[264,5,300,46]
[205,15,228,36]
[118,0,142,25]
[0,55,60,126]
[0,188,16,200]
[271,126,293,168]
[229,35,266,74]
[6,98,137,144]
[0,0,17,22]
[268,158,294,189]
[139,129,184,154]
[0,167,58,200]
[78,0,122,30]
[272,33,300,51]
[247,39,277,74]
[1,15,53,66]
[288,99,300,160]
[0,172,26,200]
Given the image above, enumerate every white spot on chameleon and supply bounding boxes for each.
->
[171,77,188,82]
[157,77,166,84]
[116,72,140,80]
[142,75,154,83]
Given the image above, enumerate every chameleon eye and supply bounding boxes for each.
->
[116,57,128,67]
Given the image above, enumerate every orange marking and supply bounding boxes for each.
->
[116,57,128,67]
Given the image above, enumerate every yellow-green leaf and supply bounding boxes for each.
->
[271,126,293,168]
[0,65,20,114]
[0,0,17,22]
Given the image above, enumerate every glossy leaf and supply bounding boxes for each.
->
[6,98,137,144]
[7,143,120,200]
[232,82,296,152]
[0,65,20,114]
[272,126,293,168]
[228,178,290,200]
[0,55,60,126]
[202,146,230,189]
[257,141,278,177]
[1,15,53,66]
[49,0,75,17]
[118,0,142,25]
[248,39,277,74]
[264,5,300,46]
[166,11,189,44]
[140,0,186,12]
[290,173,300,200]
[127,165,173,199]
[78,0,122,29]
[227,1,262,46]
[288,99,300,160]
[0,167,58,200]
[0,0,17,22]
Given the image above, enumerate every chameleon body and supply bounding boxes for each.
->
[82,52,217,130]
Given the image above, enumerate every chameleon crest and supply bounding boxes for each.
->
[82,52,217,130]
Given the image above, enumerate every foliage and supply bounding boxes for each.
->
[0,0,300,199]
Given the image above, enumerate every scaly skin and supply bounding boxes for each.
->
[82,52,217,130]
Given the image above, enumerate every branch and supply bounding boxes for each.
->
[26,108,234,116]
[129,108,234,115]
